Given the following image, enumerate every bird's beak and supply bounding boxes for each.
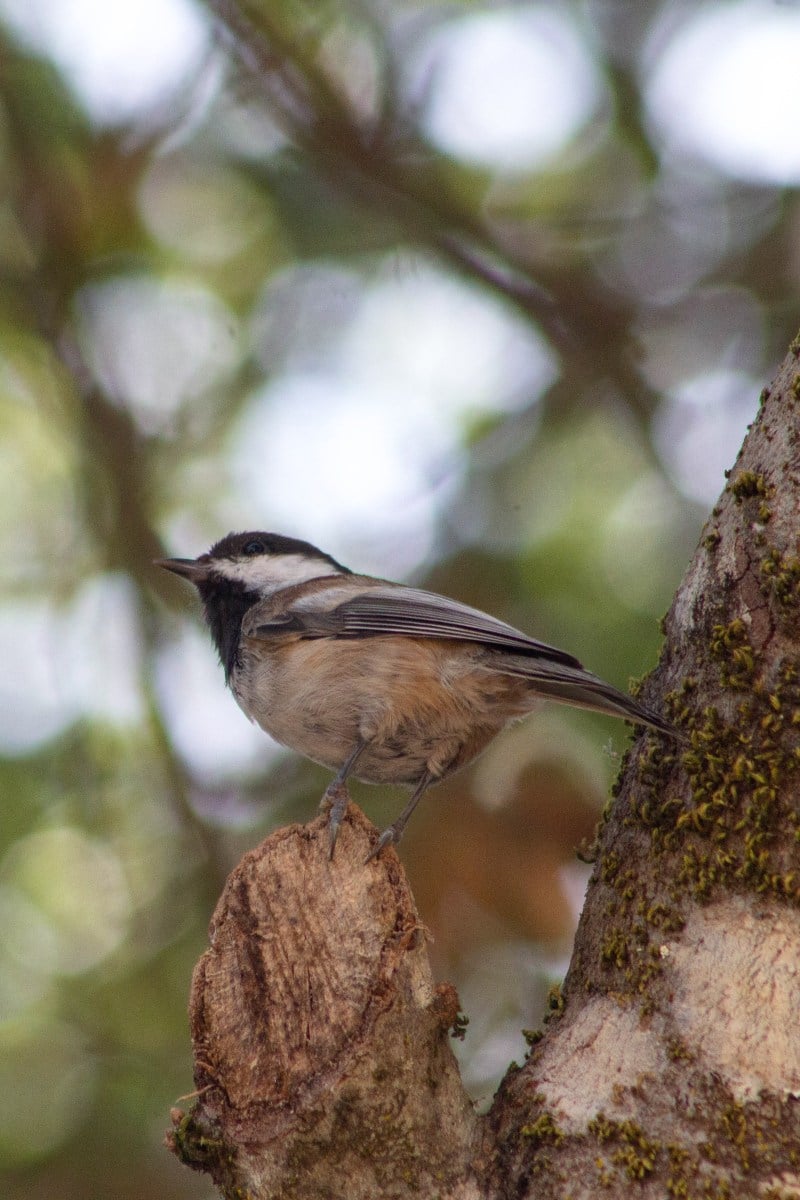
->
[155,557,210,582]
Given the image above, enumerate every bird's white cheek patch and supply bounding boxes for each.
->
[221,555,341,593]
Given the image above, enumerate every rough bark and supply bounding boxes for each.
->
[489,343,800,1197]
[167,805,480,1198]
[168,339,800,1197]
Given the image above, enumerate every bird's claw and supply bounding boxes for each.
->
[364,825,399,863]
[320,780,351,859]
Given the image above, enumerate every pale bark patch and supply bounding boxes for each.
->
[533,997,664,1131]
[667,897,800,1101]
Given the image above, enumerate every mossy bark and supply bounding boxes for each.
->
[490,343,800,1196]
[169,341,800,1197]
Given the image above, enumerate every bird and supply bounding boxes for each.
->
[158,531,674,859]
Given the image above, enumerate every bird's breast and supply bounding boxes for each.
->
[230,634,524,783]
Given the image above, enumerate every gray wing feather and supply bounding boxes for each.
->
[331,587,584,668]
[250,583,674,734]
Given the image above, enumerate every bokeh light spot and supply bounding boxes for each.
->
[647,2,800,183]
[418,7,602,169]
[0,0,210,124]
[2,827,132,974]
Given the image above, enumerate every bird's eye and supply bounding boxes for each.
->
[242,539,266,556]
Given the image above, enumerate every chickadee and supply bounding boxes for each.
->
[158,532,673,859]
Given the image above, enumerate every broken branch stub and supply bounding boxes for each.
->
[168,804,479,1199]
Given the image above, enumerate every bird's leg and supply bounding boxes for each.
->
[365,770,436,863]
[321,740,369,858]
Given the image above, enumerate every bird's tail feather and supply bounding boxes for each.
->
[489,656,675,736]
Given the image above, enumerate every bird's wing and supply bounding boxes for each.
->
[248,583,583,669]
[246,582,676,736]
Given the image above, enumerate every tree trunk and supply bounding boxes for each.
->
[168,339,800,1197]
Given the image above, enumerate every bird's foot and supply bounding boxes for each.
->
[320,780,351,859]
[364,823,401,863]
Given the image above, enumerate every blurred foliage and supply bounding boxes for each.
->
[0,0,796,1195]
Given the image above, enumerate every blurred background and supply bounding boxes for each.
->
[1,0,798,1194]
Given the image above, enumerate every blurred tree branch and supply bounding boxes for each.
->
[0,37,238,895]
[202,0,662,423]
[169,339,800,1196]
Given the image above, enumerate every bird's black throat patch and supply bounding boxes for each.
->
[195,575,260,683]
